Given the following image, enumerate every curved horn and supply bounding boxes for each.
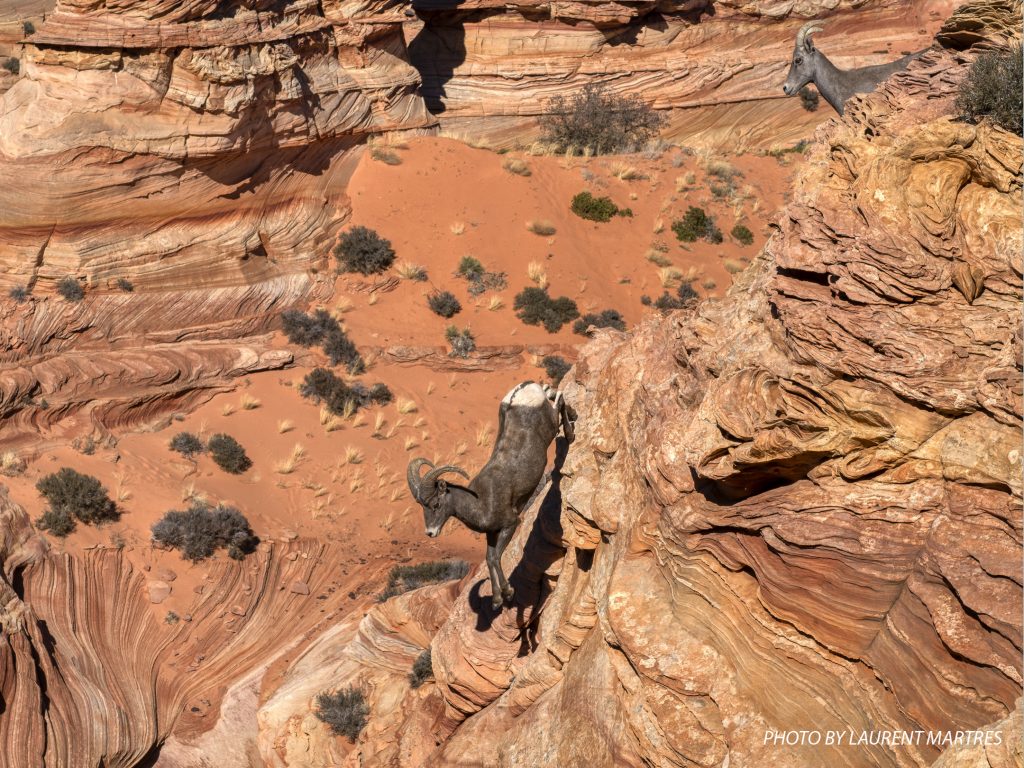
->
[406,458,435,502]
[422,465,470,487]
[796,21,825,48]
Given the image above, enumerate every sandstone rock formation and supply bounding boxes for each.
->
[269,6,1022,765]
[407,0,951,148]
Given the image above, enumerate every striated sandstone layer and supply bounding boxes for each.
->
[406,0,953,149]
[273,6,1023,766]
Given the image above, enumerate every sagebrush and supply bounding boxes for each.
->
[540,83,667,155]
[152,502,258,561]
[955,43,1022,134]
[378,560,470,601]
[315,687,369,742]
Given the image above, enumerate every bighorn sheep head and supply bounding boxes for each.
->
[407,458,471,537]
[783,21,826,96]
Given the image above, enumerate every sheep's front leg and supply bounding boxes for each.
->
[485,531,503,610]
[494,524,517,604]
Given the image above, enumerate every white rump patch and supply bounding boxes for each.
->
[502,382,548,407]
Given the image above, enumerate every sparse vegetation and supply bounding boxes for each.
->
[395,261,428,281]
[731,223,754,246]
[427,290,462,318]
[526,220,557,236]
[334,226,396,275]
[570,191,629,222]
[0,451,26,477]
[23,21,35,35]
[151,501,258,561]
[378,559,470,601]
[116,277,134,292]
[315,687,369,742]
[955,43,1022,134]
[169,431,206,459]
[207,433,252,474]
[706,159,743,201]
[370,146,402,165]
[513,287,579,333]
[502,157,531,176]
[672,207,723,244]
[573,309,626,336]
[410,649,433,688]
[643,279,699,312]
[9,285,28,302]
[2,58,19,75]
[299,368,392,416]
[540,83,667,155]
[456,256,484,280]
[541,355,571,386]
[56,277,85,302]
[445,325,476,358]
[456,256,507,296]
[35,468,118,536]
[281,309,365,374]
[799,86,820,112]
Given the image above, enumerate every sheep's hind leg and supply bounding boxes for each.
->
[485,531,504,610]
[495,524,517,604]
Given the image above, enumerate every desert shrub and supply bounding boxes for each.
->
[513,287,579,333]
[526,220,557,236]
[427,290,462,318]
[23,21,35,34]
[169,431,206,459]
[409,649,433,688]
[672,207,722,244]
[445,325,476,358]
[299,368,390,414]
[573,309,626,336]
[955,43,1023,134]
[676,280,699,305]
[315,687,369,742]
[571,191,620,222]
[2,58,19,75]
[281,308,336,347]
[456,256,485,280]
[370,146,401,165]
[799,86,820,112]
[334,226,395,275]
[378,560,470,601]
[151,501,258,561]
[36,468,118,528]
[56,277,84,302]
[358,382,394,406]
[116,278,134,292]
[645,280,699,312]
[541,355,571,386]
[323,328,365,374]
[9,285,27,302]
[37,508,76,537]
[540,83,667,155]
[207,433,252,474]
[502,157,531,176]
[731,224,754,246]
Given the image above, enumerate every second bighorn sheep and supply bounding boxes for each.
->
[782,21,924,115]
[407,382,575,610]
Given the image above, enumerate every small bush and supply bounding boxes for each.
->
[513,287,579,333]
[2,58,19,75]
[799,87,820,112]
[502,157,531,176]
[526,220,557,236]
[672,207,722,244]
[56,277,84,302]
[207,433,252,474]
[116,278,134,292]
[541,355,571,386]
[731,224,754,246]
[378,560,470,601]
[573,309,626,336]
[370,146,402,165]
[427,290,462,318]
[170,432,206,459]
[23,21,35,35]
[152,501,258,561]
[410,649,433,688]
[955,43,1022,134]
[456,256,485,280]
[571,191,620,222]
[9,285,28,302]
[299,368,390,415]
[335,226,395,275]
[323,328,365,374]
[677,280,699,305]
[36,468,118,528]
[646,280,699,312]
[281,308,335,346]
[445,325,476,358]
[315,687,369,742]
[38,507,76,537]
[540,83,667,155]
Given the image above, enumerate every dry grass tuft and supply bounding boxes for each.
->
[370,146,402,165]
[277,419,295,434]
[275,443,307,475]
[395,261,427,281]
[240,393,261,411]
[502,157,531,176]
[450,222,466,236]
[397,398,418,414]
[527,261,549,289]
[0,451,26,477]
[526,220,557,236]
[344,446,363,465]
[646,249,673,267]
[476,422,493,447]
[487,295,504,311]
[610,162,644,181]
[723,259,746,274]
[659,266,684,288]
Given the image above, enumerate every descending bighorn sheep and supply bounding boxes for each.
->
[407,382,575,610]
[782,21,923,115]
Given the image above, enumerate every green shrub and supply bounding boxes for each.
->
[731,224,754,246]
[427,290,462,318]
[116,278,134,292]
[9,285,28,302]
[152,502,258,561]
[299,368,391,415]
[445,326,476,358]
[676,280,699,305]
[281,310,365,373]
[169,432,206,459]
[207,433,252,474]
[378,560,470,601]
[540,83,667,155]
[541,355,571,386]
[456,256,485,280]
[23,21,35,35]
[335,226,395,275]
[38,508,76,537]
[36,468,118,528]
[2,58,19,75]
[409,649,433,688]
[56,277,84,302]
[955,43,1023,134]
[322,329,365,374]
[571,192,620,222]
[572,309,626,336]
[315,687,369,742]
[672,207,722,244]
[799,86,819,112]
[513,287,579,333]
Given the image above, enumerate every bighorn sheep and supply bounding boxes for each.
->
[782,21,923,115]
[407,382,575,610]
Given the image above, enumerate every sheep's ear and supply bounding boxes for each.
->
[437,479,448,494]
[804,37,815,52]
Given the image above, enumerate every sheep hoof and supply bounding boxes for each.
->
[491,594,504,610]
[502,585,515,603]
